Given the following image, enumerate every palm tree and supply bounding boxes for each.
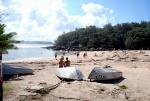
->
[0,23,19,100]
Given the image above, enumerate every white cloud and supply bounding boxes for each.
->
[82,3,104,14]
[0,0,115,41]
[79,3,114,27]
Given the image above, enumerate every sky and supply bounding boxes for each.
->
[0,0,150,42]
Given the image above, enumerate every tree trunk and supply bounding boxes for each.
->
[0,52,3,101]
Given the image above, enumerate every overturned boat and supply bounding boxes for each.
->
[88,67,122,81]
[56,67,84,80]
[2,64,33,80]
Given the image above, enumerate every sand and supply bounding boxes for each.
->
[3,50,150,101]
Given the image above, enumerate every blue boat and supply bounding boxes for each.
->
[2,64,33,80]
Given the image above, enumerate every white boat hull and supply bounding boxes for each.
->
[56,67,84,80]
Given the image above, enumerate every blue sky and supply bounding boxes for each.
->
[65,0,150,23]
[0,0,150,41]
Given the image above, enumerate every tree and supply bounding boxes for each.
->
[125,36,134,49]
[0,23,19,100]
[54,21,150,50]
[125,28,150,49]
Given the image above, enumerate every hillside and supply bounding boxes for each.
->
[54,21,150,50]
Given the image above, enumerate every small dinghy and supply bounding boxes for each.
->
[56,67,84,80]
[2,64,33,80]
[88,67,122,81]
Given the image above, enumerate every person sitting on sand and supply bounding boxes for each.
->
[64,57,70,67]
[59,57,65,68]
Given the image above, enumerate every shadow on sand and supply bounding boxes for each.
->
[91,77,125,84]
[57,76,76,82]
[57,77,125,84]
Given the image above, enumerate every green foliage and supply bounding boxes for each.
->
[118,85,128,90]
[55,21,150,50]
[3,83,12,94]
[125,36,134,49]
[0,24,19,52]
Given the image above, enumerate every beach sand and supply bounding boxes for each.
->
[3,50,150,101]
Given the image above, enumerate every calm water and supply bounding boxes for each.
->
[3,43,55,61]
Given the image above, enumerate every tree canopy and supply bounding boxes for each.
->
[0,24,19,52]
[54,21,150,50]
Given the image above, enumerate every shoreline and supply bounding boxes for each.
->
[3,50,150,63]
[3,57,52,63]
[2,49,76,63]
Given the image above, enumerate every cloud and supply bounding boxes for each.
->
[82,3,105,14]
[79,3,114,27]
[0,0,115,41]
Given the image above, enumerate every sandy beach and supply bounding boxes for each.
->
[3,50,150,101]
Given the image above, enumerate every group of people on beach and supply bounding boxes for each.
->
[55,52,71,68]
[55,51,88,68]
[76,51,87,58]
[58,56,70,68]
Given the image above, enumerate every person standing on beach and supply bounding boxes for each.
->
[83,52,86,58]
[63,51,65,56]
[77,51,79,58]
[83,52,88,58]
[64,57,70,67]
[55,52,57,60]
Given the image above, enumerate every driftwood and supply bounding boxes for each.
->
[26,80,63,95]
[22,80,87,101]
[18,81,64,101]
[49,94,86,100]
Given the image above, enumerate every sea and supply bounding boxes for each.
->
[3,43,56,61]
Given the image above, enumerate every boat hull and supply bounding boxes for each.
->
[88,67,122,81]
[56,67,84,80]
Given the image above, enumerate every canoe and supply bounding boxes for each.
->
[88,67,122,81]
[56,67,84,80]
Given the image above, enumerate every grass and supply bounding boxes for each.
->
[3,83,12,95]
[118,85,128,90]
